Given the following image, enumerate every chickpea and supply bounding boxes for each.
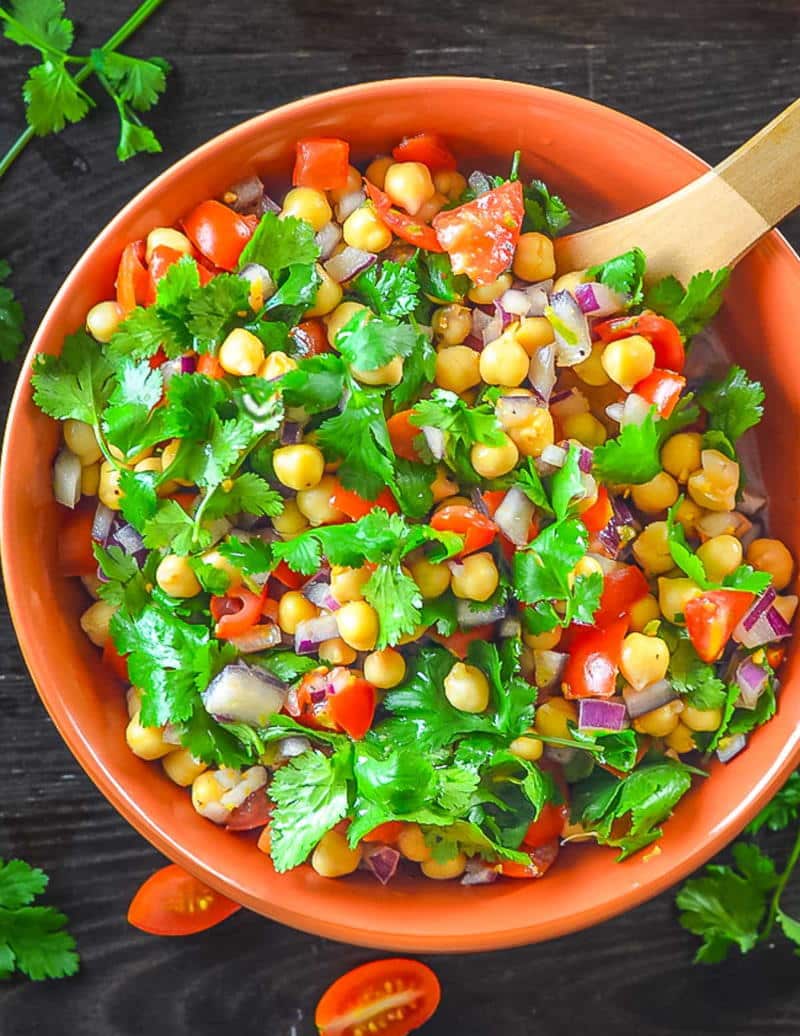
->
[682,705,723,732]
[619,633,669,691]
[513,231,556,282]
[364,648,406,689]
[430,466,459,503]
[342,205,393,252]
[480,329,530,387]
[631,471,679,514]
[516,316,555,355]
[432,304,472,345]
[81,462,100,496]
[470,437,519,479]
[697,535,743,584]
[383,161,435,215]
[304,264,343,318]
[79,600,117,646]
[633,699,684,738]
[202,548,242,588]
[352,356,404,387]
[600,335,655,391]
[191,771,224,817]
[421,853,467,880]
[523,627,562,651]
[433,169,467,201]
[218,327,265,376]
[273,443,325,491]
[64,419,102,464]
[434,345,481,393]
[509,733,544,761]
[145,226,193,262]
[325,301,368,348]
[416,191,447,224]
[365,155,393,189]
[468,272,513,305]
[746,538,794,591]
[330,565,372,604]
[259,351,297,381]
[311,830,362,878]
[86,300,124,343]
[774,594,798,624]
[552,269,586,295]
[673,496,703,535]
[687,450,739,512]
[336,601,379,651]
[443,662,490,713]
[628,594,661,633]
[156,554,201,598]
[661,432,703,484]
[98,461,124,510]
[126,711,172,760]
[666,722,696,754]
[409,556,451,598]
[272,498,309,537]
[657,577,703,625]
[534,698,578,740]
[562,412,607,448]
[318,638,357,666]
[397,823,432,862]
[507,409,555,458]
[574,343,611,386]
[450,552,499,602]
[296,473,345,526]
[162,749,208,787]
[281,186,332,231]
[632,521,672,575]
[277,591,319,635]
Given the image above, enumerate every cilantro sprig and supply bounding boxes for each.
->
[0,258,24,361]
[592,395,700,485]
[645,267,730,340]
[697,365,765,458]
[0,857,79,980]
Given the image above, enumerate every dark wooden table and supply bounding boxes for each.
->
[2,2,800,1033]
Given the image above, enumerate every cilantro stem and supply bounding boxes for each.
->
[760,824,800,942]
[0,0,167,180]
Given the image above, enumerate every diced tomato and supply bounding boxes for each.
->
[499,840,559,879]
[148,244,185,287]
[330,480,398,520]
[430,504,497,557]
[387,409,422,461]
[392,132,457,171]
[562,616,629,699]
[116,240,153,313]
[316,959,441,1036]
[594,311,685,373]
[685,589,755,663]
[362,821,404,844]
[127,864,241,936]
[634,368,686,418]
[432,179,524,285]
[430,623,495,659]
[481,490,507,516]
[182,200,252,271]
[593,564,649,628]
[291,318,330,357]
[166,490,198,512]
[272,560,305,590]
[59,502,98,576]
[196,353,225,379]
[148,347,167,369]
[523,801,569,848]
[364,181,444,252]
[225,789,272,831]
[580,485,613,534]
[328,677,376,740]
[293,137,350,191]
[211,587,269,639]
[767,645,786,669]
[102,640,129,683]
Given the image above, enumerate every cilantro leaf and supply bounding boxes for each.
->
[592,395,700,485]
[273,353,346,413]
[249,650,317,684]
[668,633,727,710]
[101,360,163,457]
[202,472,283,521]
[419,592,459,636]
[467,638,536,739]
[363,563,423,649]
[586,247,647,306]
[0,259,25,362]
[512,458,553,514]
[665,498,708,586]
[644,268,730,340]
[139,499,199,554]
[93,543,148,610]
[746,771,800,835]
[550,442,587,519]
[237,212,320,277]
[187,274,251,354]
[521,179,571,237]
[218,535,274,578]
[698,365,765,446]
[316,384,396,500]
[352,259,421,318]
[31,330,115,425]
[390,332,436,410]
[415,251,469,303]
[2,0,74,52]
[410,389,506,483]
[23,60,90,135]
[91,50,169,112]
[336,311,418,372]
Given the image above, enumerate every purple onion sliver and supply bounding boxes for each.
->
[578,447,593,474]
[260,192,281,215]
[225,175,264,214]
[574,282,599,314]
[113,522,145,557]
[309,688,328,704]
[578,698,627,732]
[717,734,747,764]
[735,658,769,709]
[365,845,401,886]
[324,246,376,284]
[742,587,777,631]
[622,679,677,719]
[91,502,115,544]
[461,859,499,885]
[280,421,304,445]
[180,354,198,374]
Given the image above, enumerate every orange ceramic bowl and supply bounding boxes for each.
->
[3,78,800,952]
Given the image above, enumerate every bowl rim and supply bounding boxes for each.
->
[3,75,800,953]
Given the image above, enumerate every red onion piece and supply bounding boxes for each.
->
[260,192,281,215]
[528,343,556,402]
[622,679,677,719]
[577,447,593,474]
[463,333,484,352]
[225,788,272,831]
[578,698,628,731]
[304,578,340,612]
[621,393,650,428]
[547,289,592,366]
[275,735,312,761]
[493,299,516,331]
[239,262,276,300]
[738,487,767,516]
[295,613,340,654]
[717,734,747,763]
[481,311,504,346]
[447,559,466,578]
[203,663,287,726]
[461,859,499,885]
[469,488,490,516]
[420,425,445,461]
[539,443,567,469]
[498,288,532,317]
[324,246,376,283]
[499,616,522,638]
[471,307,491,340]
[574,281,628,317]
[112,522,145,558]
[456,598,507,628]
[225,175,264,215]
[364,845,401,885]
[533,650,568,688]
[280,421,304,445]
[335,187,366,223]
[493,486,535,547]
[550,388,590,422]
[91,502,115,544]
[734,587,792,648]
[315,221,343,261]
[468,170,495,196]
[227,623,282,654]
[53,449,82,509]
[735,658,769,709]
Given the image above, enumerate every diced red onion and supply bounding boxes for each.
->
[364,845,401,885]
[315,221,343,261]
[586,552,624,575]
[220,766,268,811]
[203,663,287,726]
[53,449,82,509]
[309,685,330,704]
[324,246,376,284]
[496,395,545,432]
[304,580,340,613]
[260,192,281,215]
[735,658,769,709]
[280,421,304,445]
[522,280,552,316]
[275,735,312,761]
[499,288,533,317]
[734,587,792,648]
[228,623,282,654]
[447,559,466,579]
[574,281,628,318]
[717,734,747,764]
[622,679,676,719]
[456,598,507,628]
[738,488,767,516]
[578,698,628,731]
[539,444,567,469]
[463,333,483,352]
[621,393,650,428]
[468,170,495,196]
[420,425,445,461]
[534,650,568,688]
[493,300,518,331]
[606,402,624,424]
[577,447,593,474]
[546,290,592,366]
[295,613,340,654]
[493,486,535,547]
[112,522,145,558]
[461,858,499,885]
[481,311,504,346]
[550,388,590,422]
[471,307,491,339]
[91,502,115,544]
[239,262,276,300]
[500,616,522,638]
[528,343,556,402]
[225,175,264,215]
[335,188,366,223]
[162,722,182,745]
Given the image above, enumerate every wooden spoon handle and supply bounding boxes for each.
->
[554,98,800,284]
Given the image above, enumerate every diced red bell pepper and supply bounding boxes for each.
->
[523,801,569,848]
[594,311,685,373]
[291,318,331,357]
[634,368,686,418]
[59,502,98,577]
[148,244,186,287]
[330,480,399,520]
[391,132,457,171]
[684,589,755,663]
[102,640,129,683]
[272,560,305,590]
[116,240,153,313]
[362,821,404,844]
[196,353,225,379]
[430,504,497,557]
[499,840,559,879]
[432,179,524,285]
[328,677,377,740]
[183,200,253,271]
[593,565,649,628]
[292,137,350,191]
[225,789,272,831]
[430,623,496,659]
[580,485,614,534]
[387,409,423,461]
[562,616,629,699]
[211,586,270,639]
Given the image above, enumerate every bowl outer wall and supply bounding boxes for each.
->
[2,77,800,953]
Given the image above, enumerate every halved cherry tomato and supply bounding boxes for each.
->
[331,480,399,520]
[430,623,495,659]
[328,677,376,740]
[685,589,754,663]
[211,586,269,639]
[364,181,444,252]
[183,200,252,271]
[593,564,649,628]
[594,311,685,373]
[127,864,241,936]
[499,840,559,879]
[196,353,225,379]
[116,240,153,313]
[580,485,613,534]
[392,132,457,171]
[316,958,441,1036]
[148,243,185,287]
[292,318,330,357]
[103,639,129,683]
[430,504,497,557]
[225,789,272,831]
[387,409,422,461]
[59,502,98,576]
[362,821,404,844]
[634,368,686,418]
[562,616,629,699]
[432,179,524,285]
[293,137,350,191]
[523,801,569,848]
[272,560,305,590]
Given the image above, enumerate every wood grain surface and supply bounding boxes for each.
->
[2,2,800,1033]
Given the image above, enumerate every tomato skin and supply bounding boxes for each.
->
[292,318,330,357]
[364,181,444,252]
[595,311,685,373]
[148,244,185,287]
[225,789,272,831]
[128,864,242,936]
[116,240,153,313]
[272,560,305,590]
[59,502,98,576]
[593,565,649,628]
[362,821,404,844]
[500,840,559,879]
[523,801,569,848]
[103,640,130,683]
[432,179,524,285]
[580,485,613,534]
[430,504,497,556]
[562,616,629,699]
[430,623,495,659]
[634,368,686,418]
[316,958,441,1036]
[196,353,225,379]
[183,200,252,271]
[331,481,399,520]
[685,589,755,663]
[293,137,350,191]
[387,409,422,461]
[211,587,269,639]
[392,132,457,171]
[328,677,376,740]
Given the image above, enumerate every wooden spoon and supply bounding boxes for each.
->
[554,98,800,284]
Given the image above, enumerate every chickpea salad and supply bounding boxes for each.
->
[31,132,795,884]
